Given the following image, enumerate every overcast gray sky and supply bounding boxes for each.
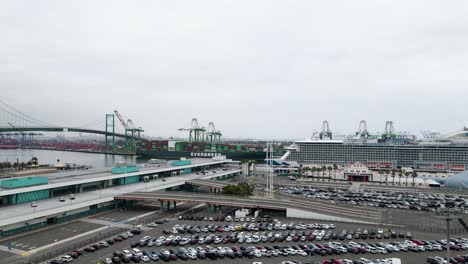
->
[1,1,468,140]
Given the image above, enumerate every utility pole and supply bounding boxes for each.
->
[265,142,274,199]
[435,207,468,261]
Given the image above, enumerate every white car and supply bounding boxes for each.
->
[131,248,143,256]
[122,250,132,258]
[60,255,73,262]
[31,202,38,207]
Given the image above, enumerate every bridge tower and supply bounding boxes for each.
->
[105,114,115,152]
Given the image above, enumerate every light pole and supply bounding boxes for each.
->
[435,208,468,262]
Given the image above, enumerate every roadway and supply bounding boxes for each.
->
[0,158,231,195]
[115,191,383,224]
[0,168,241,228]
[186,179,228,190]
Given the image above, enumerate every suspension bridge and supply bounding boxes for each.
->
[0,100,144,154]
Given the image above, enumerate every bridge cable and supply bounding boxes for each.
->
[0,99,57,127]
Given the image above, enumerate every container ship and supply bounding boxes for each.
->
[138,140,269,161]
[286,120,468,171]
[136,118,277,161]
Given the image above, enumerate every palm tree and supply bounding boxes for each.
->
[302,167,309,178]
[327,166,333,181]
[391,169,396,185]
[411,171,418,186]
[404,172,410,186]
[384,170,390,184]
[312,167,319,178]
[322,165,327,180]
[398,172,402,185]
[333,164,338,181]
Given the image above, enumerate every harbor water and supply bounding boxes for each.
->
[0,149,138,169]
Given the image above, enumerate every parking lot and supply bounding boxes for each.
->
[45,214,467,264]
[91,210,155,223]
[278,185,467,212]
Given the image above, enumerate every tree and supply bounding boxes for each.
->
[327,166,333,181]
[310,167,316,180]
[391,169,396,185]
[411,171,418,186]
[222,183,254,196]
[31,157,38,165]
[333,164,338,181]
[404,172,410,186]
[398,172,402,185]
[301,167,310,178]
[322,165,327,180]
[384,170,390,184]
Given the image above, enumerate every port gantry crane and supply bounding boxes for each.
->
[205,122,222,143]
[113,110,144,153]
[382,121,396,141]
[319,120,333,140]
[179,118,206,142]
[355,120,371,139]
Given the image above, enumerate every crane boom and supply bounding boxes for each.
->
[113,110,129,130]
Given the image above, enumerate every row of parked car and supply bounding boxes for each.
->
[246,258,396,264]
[280,186,468,211]
[148,229,410,248]
[103,235,449,264]
[177,214,275,223]
[46,229,144,264]
[428,254,468,264]
[163,223,408,242]
[320,258,397,264]
[280,186,467,211]
[166,222,336,234]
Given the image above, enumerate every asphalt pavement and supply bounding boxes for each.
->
[66,217,462,264]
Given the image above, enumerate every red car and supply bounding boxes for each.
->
[84,246,96,252]
[411,239,424,246]
[113,237,123,242]
[72,249,83,255]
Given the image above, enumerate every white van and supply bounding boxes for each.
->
[225,216,232,222]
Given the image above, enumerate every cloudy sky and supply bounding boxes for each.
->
[1,1,468,140]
